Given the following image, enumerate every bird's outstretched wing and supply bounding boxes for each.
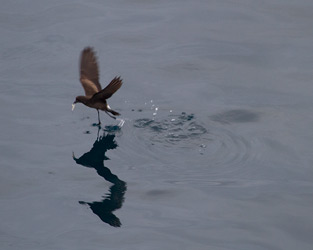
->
[80,47,102,97]
[93,76,123,100]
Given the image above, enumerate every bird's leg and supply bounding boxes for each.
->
[105,111,116,120]
[97,125,100,140]
[97,109,101,125]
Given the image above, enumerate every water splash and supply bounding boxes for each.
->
[130,108,262,177]
[117,118,125,128]
[134,112,207,147]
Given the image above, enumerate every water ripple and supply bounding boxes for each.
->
[130,109,262,177]
[134,112,207,147]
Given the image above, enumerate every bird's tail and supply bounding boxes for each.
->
[108,109,120,116]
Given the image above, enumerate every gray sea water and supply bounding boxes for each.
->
[1,0,313,249]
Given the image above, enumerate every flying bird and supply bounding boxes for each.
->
[72,47,123,125]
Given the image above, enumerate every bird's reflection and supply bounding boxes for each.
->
[73,126,126,227]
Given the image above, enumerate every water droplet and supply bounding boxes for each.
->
[118,119,125,127]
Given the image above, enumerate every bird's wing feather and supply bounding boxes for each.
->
[80,79,99,98]
[80,47,102,96]
[92,76,123,100]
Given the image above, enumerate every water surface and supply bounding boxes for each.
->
[1,0,313,249]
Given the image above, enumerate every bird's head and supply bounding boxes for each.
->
[72,96,89,111]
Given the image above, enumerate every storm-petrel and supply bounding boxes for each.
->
[72,47,123,125]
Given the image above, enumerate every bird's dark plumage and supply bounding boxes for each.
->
[92,76,123,101]
[72,47,123,124]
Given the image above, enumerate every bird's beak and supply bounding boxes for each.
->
[72,103,76,111]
